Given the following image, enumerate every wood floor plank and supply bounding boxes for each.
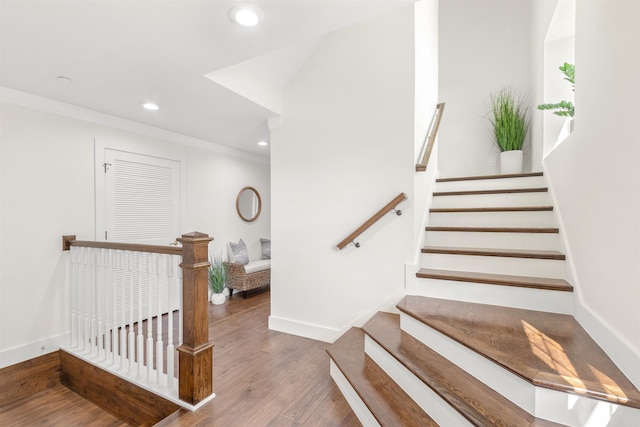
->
[363,312,566,427]
[0,351,60,407]
[397,296,640,409]
[416,268,573,292]
[0,383,127,427]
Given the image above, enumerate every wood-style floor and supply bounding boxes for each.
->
[1,289,360,426]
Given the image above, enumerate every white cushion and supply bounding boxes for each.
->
[244,259,271,274]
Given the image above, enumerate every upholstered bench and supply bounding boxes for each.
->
[224,238,271,298]
[223,259,270,298]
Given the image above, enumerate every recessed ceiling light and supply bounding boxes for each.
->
[257,140,269,146]
[230,6,261,27]
[142,102,159,111]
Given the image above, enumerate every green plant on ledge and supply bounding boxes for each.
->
[537,62,575,117]
[208,253,226,294]
[490,88,529,152]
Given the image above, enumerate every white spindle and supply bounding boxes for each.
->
[90,248,98,356]
[83,247,91,353]
[145,252,154,380]
[127,251,135,372]
[155,253,164,385]
[70,247,78,348]
[166,254,175,389]
[136,252,144,377]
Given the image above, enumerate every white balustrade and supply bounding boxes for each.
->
[67,246,182,401]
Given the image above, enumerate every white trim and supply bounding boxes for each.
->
[364,335,471,426]
[0,332,69,369]
[0,86,268,165]
[329,360,381,426]
[543,164,640,389]
[269,289,405,343]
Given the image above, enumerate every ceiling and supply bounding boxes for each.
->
[0,0,410,159]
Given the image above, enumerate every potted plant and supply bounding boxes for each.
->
[537,63,575,117]
[208,253,226,305]
[489,88,529,174]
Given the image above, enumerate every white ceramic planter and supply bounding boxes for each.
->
[211,292,226,305]
[500,150,523,174]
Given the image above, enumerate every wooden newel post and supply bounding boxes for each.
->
[176,231,214,405]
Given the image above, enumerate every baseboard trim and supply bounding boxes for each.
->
[0,333,69,369]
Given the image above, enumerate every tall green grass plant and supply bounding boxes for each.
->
[490,88,529,152]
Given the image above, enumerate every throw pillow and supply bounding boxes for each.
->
[260,238,271,260]
[229,239,249,265]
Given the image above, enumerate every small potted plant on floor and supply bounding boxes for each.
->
[489,88,529,174]
[209,253,226,305]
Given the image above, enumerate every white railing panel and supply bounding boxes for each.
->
[67,246,182,402]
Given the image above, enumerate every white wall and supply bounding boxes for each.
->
[0,100,270,367]
[544,0,640,386]
[438,0,535,177]
[269,5,419,342]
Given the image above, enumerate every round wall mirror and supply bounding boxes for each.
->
[236,186,262,222]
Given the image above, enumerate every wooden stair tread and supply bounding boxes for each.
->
[416,268,573,292]
[397,296,640,409]
[421,246,566,260]
[437,172,543,182]
[326,328,437,426]
[363,312,566,427]
[426,226,559,233]
[430,206,553,213]
[434,187,548,197]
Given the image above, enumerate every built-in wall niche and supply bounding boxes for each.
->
[542,0,576,158]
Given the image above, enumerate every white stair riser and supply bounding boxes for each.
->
[400,313,636,426]
[400,312,536,414]
[329,361,381,427]
[411,278,573,314]
[432,192,551,209]
[420,253,565,279]
[428,211,556,227]
[364,336,472,426]
[436,176,546,192]
[425,231,561,251]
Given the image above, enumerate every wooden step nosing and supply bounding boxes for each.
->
[430,206,554,213]
[416,269,573,292]
[398,296,640,410]
[421,246,566,260]
[426,226,559,234]
[363,313,548,426]
[433,187,548,197]
[436,172,543,183]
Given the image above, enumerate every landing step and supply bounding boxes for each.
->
[397,296,640,410]
[430,206,553,213]
[416,268,573,292]
[426,226,559,233]
[363,312,565,427]
[327,328,436,426]
[434,187,548,197]
[422,246,566,260]
[437,172,544,182]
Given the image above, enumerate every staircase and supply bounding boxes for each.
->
[327,172,640,426]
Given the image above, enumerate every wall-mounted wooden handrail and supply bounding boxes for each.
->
[416,102,445,172]
[337,193,408,250]
[62,235,183,256]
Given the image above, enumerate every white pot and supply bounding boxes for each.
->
[500,150,523,174]
[211,292,226,305]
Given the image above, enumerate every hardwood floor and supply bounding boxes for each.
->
[0,288,360,426]
[158,288,360,426]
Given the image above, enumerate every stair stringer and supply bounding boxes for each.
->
[543,164,640,391]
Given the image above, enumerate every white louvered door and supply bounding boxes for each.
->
[103,149,180,245]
